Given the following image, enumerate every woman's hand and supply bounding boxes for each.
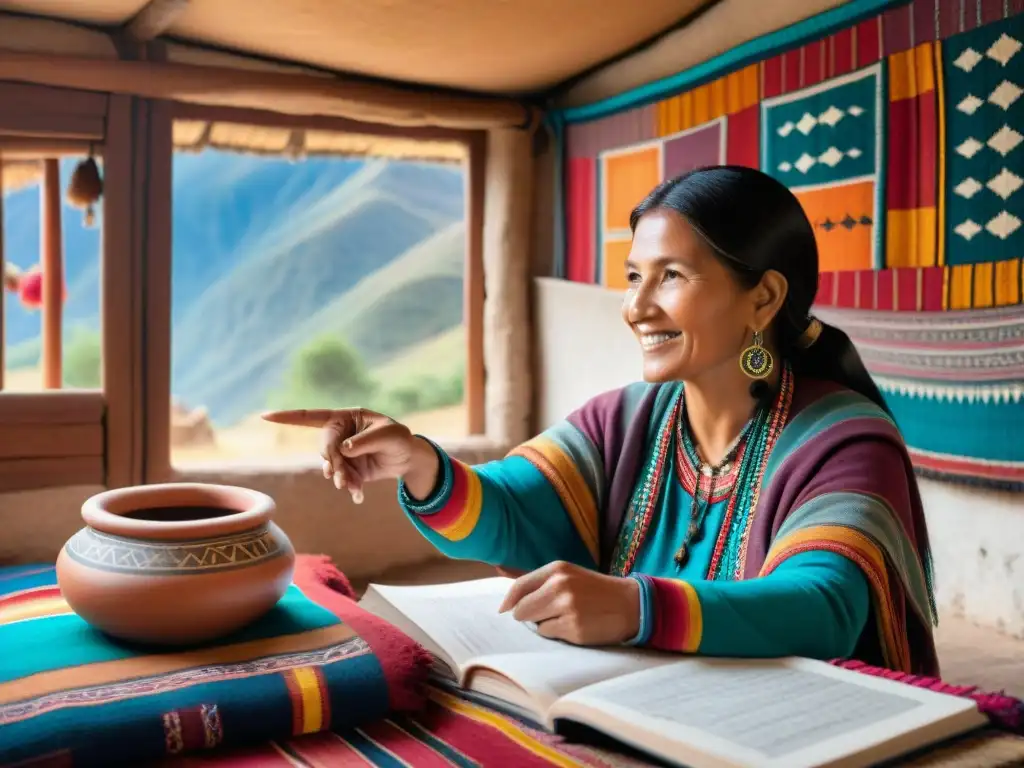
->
[498,561,641,646]
[260,408,439,504]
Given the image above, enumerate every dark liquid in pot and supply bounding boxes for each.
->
[122,506,238,522]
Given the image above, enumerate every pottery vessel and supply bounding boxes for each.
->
[56,483,295,646]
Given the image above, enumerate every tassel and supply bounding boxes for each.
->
[67,151,103,228]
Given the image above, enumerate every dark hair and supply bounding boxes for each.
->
[630,165,892,416]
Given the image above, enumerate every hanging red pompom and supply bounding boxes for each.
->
[16,265,67,310]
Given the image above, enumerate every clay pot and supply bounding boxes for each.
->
[56,483,295,646]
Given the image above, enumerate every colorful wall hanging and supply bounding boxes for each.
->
[553,0,1024,490]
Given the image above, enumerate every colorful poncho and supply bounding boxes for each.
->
[402,376,940,676]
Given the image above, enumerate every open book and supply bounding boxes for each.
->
[360,577,986,768]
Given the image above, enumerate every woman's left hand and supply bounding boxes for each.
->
[498,561,640,645]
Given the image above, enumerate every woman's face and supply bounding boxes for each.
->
[621,209,769,384]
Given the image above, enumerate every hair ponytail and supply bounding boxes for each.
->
[784,318,894,419]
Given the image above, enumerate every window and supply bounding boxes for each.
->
[0,83,136,494]
[3,154,103,393]
[168,119,474,467]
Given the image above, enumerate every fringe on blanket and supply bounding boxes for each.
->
[297,553,356,598]
[294,554,433,712]
[831,659,1024,734]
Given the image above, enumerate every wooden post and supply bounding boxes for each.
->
[465,134,487,436]
[0,154,5,392]
[41,158,63,389]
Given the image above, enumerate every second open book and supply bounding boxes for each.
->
[359,576,983,768]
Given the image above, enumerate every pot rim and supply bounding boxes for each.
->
[82,483,276,541]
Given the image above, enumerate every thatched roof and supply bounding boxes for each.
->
[2,119,466,193]
[172,120,465,162]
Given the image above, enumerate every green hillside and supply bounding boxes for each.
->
[169,161,465,425]
[178,215,466,425]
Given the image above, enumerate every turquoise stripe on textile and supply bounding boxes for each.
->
[764,391,896,487]
[0,584,339,682]
[554,0,908,124]
[542,420,606,511]
[0,566,57,593]
[345,727,410,768]
[883,387,1024,463]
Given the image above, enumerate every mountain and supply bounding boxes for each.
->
[4,152,466,426]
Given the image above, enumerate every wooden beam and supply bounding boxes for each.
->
[0,51,529,130]
[0,113,105,141]
[0,137,101,158]
[41,158,63,390]
[125,0,191,42]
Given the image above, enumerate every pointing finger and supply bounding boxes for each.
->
[261,409,340,428]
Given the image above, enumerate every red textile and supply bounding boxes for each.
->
[293,554,432,712]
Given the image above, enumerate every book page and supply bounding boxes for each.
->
[469,647,676,714]
[551,658,983,768]
[365,578,557,669]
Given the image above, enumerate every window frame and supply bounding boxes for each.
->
[0,82,138,493]
[142,102,487,481]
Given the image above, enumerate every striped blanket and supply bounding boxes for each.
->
[149,687,652,768]
[4,560,1024,768]
[0,557,431,768]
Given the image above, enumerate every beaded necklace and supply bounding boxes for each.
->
[610,364,795,580]
[672,415,751,567]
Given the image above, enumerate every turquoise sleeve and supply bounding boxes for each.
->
[397,445,596,572]
[630,550,870,660]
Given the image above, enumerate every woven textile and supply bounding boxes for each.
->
[0,559,430,768]
[555,0,1024,490]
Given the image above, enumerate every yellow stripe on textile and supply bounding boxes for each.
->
[761,525,910,673]
[427,688,580,767]
[291,666,326,735]
[656,65,758,136]
[511,437,600,564]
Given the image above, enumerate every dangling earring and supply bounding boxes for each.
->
[739,330,774,379]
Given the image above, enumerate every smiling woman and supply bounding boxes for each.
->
[267,166,940,677]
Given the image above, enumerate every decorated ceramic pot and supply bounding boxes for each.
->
[56,483,295,646]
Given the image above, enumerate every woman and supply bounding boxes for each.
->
[264,166,939,676]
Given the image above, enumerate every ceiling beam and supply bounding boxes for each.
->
[125,0,191,42]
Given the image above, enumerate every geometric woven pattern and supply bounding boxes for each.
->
[762,64,884,272]
[943,14,1024,266]
[65,524,287,575]
[562,2,1024,312]
[558,0,1024,490]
